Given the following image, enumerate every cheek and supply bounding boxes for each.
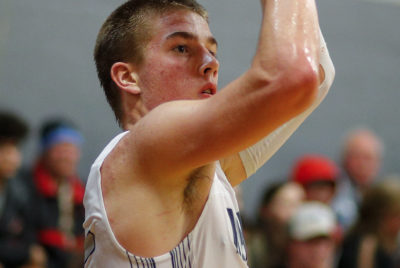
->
[140,59,194,109]
[141,65,176,106]
[0,148,21,175]
[348,157,362,169]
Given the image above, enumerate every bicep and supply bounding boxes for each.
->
[131,66,318,183]
[127,74,256,179]
[130,92,256,180]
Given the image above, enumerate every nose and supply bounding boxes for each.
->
[199,50,219,79]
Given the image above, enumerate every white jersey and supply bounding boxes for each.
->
[83,132,248,268]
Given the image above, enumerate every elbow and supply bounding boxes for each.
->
[285,63,319,113]
[293,62,319,99]
[251,57,320,113]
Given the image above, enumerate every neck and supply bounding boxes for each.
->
[121,91,149,129]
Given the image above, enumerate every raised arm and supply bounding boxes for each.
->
[127,0,321,183]
[222,29,335,186]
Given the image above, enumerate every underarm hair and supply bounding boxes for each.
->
[239,30,335,178]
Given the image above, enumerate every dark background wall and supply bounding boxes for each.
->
[0,0,399,220]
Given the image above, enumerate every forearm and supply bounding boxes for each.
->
[202,0,322,170]
[240,30,335,177]
[253,0,320,76]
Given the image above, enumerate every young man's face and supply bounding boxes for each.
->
[136,9,219,110]
[0,142,22,180]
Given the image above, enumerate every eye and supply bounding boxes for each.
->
[173,45,188,54]
[209,50,217,58]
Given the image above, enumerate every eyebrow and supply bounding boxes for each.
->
[166,31,218,48]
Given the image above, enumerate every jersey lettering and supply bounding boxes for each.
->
[227,208,247,261]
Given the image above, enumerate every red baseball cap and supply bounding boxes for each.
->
[292,154,339,186]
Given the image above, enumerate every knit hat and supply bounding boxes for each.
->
[40,118,83,151]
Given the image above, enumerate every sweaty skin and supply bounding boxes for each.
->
[102,0,320,258]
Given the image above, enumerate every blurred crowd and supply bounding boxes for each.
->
[1,109,400,268]
[0,111,84,268]
[244,128,400,268]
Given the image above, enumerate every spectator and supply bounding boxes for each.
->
[338,177,400,268]
[285,202,337,268]
[247,181,305,268]
[28,118,85,268]
[292,154,339,205]
[0,111,46,268]
[333,128,383,231]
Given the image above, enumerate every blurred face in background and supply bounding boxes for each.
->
[43,142,80,179]
[343,131,382,188]
[262,183,305,226]
[0,142,22,181]
[288,236,335,268]
[304,181,336,205]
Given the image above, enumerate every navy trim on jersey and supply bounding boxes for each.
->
[126,252,157,268]
[150,257,156,268]
[142,257,146,268]
[133,255,139,267]
[227,208,248,262]
[187,236,192,268]
[84,231,96,264]
[227,209,239,250]
[170,250,175,268]
[178,244,184,268]
[126,250,133,268]
[168,236,192,268]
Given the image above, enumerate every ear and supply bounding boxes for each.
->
[110,62,141,95]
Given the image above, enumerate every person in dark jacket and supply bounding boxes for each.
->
[338,177,400,268]
[0,111,46,268]
[30,118,85,268]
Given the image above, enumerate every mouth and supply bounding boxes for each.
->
[202,88,214,94]
[200,83,217,97]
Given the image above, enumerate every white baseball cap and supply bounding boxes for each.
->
[289,202,336,241]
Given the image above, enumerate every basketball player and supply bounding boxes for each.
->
[84,0,335,267]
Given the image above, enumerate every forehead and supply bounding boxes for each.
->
[348,134,379,153]
[147,9,214,45]
[0,141,18,150]
[47,142,80,152]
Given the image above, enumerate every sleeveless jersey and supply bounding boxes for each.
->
[83,132,248,268]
